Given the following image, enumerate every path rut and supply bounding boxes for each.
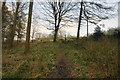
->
[47,44,75,78]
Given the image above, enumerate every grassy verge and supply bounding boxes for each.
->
[2,42,60,78]
[64,38,118,78]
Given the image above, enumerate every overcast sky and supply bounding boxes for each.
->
[5,0,119,38]
[30,1,118,37]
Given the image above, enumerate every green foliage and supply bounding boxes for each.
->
[108,28,120,39]
[92,26,104,41]
[3,36,118,78]
[9,61,29,78]
[3,42,60,78]
[64,37,118,78]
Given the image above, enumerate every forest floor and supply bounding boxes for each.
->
[47,44,76,78]
[2,38,118,78]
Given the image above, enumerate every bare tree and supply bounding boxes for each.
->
[7,1,20,48]
[39,1,76,42]
[16,2,28,42]
[2,1,6,43]
[24,0,33,53]
[76,1,114,39]
[2,1,28,46]
[2,1,6,21]
[77,1,83,39]
[83,5,89,37]
[2,2,16,46]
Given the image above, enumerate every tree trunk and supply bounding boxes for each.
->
[2,1,6,14]
[24,0,33,53]
[53,2,62,42]
[65,34,66,42]
[87,18,88,37]
[17,21,20,43]
[53,28,58,42]
[53,10,57,42]
[77,1,83,39]
[2,1,6,43]
[32,29,35,42]
[8,2,20,48]
[53,18,61,42]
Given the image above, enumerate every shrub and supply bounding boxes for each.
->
[92,26,104,41]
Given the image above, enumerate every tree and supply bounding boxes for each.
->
[76,0,114,39]
[2,1,6,43]
[106,28,120,39]
[83,5,89,37]
[39,1,76,42]
[77,1,83,39]
[2,1,28,46]
[16,22,26,42]
[2,1,14,43]
[16,2,28,42]
[24,0,33,53]
[8,1,20,48]
[93,26,104,41]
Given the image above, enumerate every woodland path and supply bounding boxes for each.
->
[47,43,76,78]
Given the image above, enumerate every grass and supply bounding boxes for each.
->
[64,37,118,78]
[2,41,60,78]
[2,37,118,78]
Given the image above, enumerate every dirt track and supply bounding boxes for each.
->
[47,44,75,78]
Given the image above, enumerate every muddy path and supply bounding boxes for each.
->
[47,44,75,78]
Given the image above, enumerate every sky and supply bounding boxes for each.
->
[32,16,118,37]
[30,1,118,38]
[5,0,119,38]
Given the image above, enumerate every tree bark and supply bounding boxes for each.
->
[87,18,88,37]
[53,28,58,42]
[24,0,33,53]
[2,1,6,43]
[65,34,66,41]
[77,1,83,39]
[31,29,35,42]
[8,2,20,48]
[84,5,89,37]
[53,17,61,42]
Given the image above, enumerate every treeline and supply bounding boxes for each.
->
[60,27,120,42]
[89,27,120,41]
[2,1,28,47]
[2,0,117,53]
[2,0,33,53]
